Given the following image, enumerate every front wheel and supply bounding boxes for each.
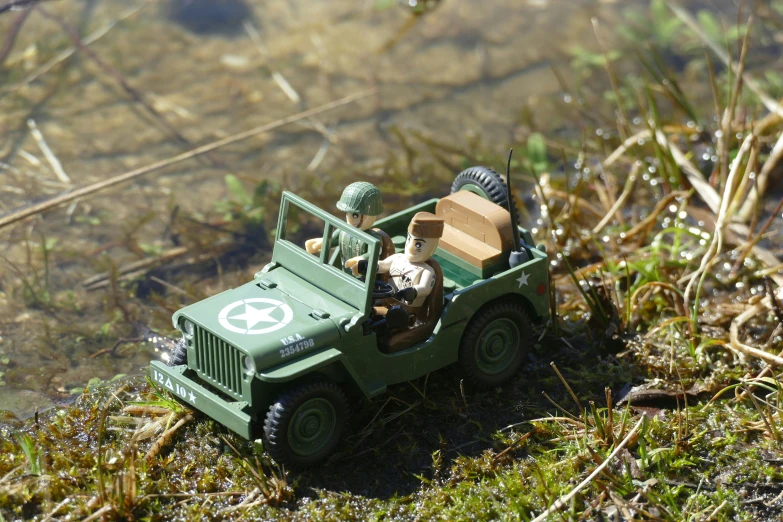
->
[458,301,532,388]
[263,381,349,468]
[167,338,188,367]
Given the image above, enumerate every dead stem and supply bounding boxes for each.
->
[26,119,70,184]
[592,163,638,234]
[531,416,645,522]
[81,504,113,522]
[81,246,188,288]
[550,362,584,414]
[729,285,783,366]
[144,413,194,464]
[681,134,755,316]
[656,133,720,214]
[123,405,175,416]
[0,0,41,15]
[0,90,372,231]
[739,132,783,221]
[36,6,203,157]
[735,200,783,278]
[0,5,31,66]
[668,1,783,118]
[621,190,689,244]
[542,186,605,220]
[766,277,783,324]
[1,2,149,96]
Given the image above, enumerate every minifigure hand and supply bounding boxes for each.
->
[345,257,366,276]
[305,238,323,254]
[394,287,417,303]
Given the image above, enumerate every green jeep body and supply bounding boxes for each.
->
[150,186,550,461]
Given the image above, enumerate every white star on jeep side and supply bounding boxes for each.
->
[188,390,196,404]
[229,304,280,329]
[516,271,530,288]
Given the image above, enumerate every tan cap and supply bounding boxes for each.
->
[408,212,444,239]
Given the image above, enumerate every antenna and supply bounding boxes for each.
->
[506,149,521,253]
[506,148,529,268]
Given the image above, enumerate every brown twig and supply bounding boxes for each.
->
[732,196,783,275]
[0,90,372,230]
[550,362,584,414]
[123,405,174,416]
[35,6,201,157]
[81,246,189,288]
[1,3,148,96]
[766,276,783,325]
[0,0,41,15]
[493,431,532,461]
[531,417,645,522]
[621,191,689,244]
[144,413,194,464]
[0,6,31,65]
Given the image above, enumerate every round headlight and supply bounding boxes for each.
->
[243,355,256,375]
[182,319,195,337]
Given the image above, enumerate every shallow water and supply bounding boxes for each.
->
[0,0,776,417]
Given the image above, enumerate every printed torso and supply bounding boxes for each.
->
[338,229,380,262]
[386,254,435,308]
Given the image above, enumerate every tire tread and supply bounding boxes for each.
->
[458,301,532,388]
[263,381,349,468]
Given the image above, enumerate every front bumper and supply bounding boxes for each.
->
[150,361,253,439]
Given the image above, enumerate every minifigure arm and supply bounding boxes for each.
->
[377,255,394,274]
[413,269,435,299]
[305,230,339,254]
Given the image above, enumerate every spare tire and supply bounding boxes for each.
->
[451,166,519,219]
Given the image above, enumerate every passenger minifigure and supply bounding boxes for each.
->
[305,182,389,270]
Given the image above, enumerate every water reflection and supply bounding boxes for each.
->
[167,0,253,36]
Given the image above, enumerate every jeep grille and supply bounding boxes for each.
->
[193,325,243,398]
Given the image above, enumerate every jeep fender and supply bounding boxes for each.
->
[256,348,370,398]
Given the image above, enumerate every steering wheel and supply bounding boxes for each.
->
[372,280,395,299]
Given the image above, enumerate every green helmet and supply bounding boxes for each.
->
[336,182,383,216]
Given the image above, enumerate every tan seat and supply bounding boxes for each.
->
[373,228,396,260]
[435,191,514,269]
[382,259,444,354]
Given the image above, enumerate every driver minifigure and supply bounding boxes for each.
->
[347,212,444,313]
[305,182,386,272]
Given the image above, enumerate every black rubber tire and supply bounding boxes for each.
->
[263,381,349,468]
[451,166,520,220]
[458,301,533,388]
[167,338,188,367]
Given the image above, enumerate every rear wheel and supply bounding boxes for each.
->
[459,301,532,388]
[263,381,349,468]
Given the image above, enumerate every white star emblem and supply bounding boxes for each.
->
[229,304,280,330]
[218,298,294,335]
[188,391,196,404]
[516,271,530,288]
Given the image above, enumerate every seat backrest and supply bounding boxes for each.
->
[418,258,444,324]
[435,191,514,253]
[372,228,396,259]
[435,191,514,271]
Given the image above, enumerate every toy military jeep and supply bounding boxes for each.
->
[150,166,551,467]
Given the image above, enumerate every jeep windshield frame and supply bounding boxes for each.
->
[272,191,381,315]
